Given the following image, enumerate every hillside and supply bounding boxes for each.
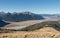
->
[19,21,60,31]
[0,21,60,38]
[0,20,9,27]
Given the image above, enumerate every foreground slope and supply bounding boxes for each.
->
[0,26,60,38]
[0,21,60,38]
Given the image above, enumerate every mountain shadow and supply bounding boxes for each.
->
[0,20,10,27]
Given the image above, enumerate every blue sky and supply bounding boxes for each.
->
[0,0,60,14]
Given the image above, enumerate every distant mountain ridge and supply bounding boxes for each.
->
[0,11,44,22]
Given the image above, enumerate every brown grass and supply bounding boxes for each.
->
[0,27,60,38]
[0,21,60,38]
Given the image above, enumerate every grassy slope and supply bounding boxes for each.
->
[0,27,60,38]
[0,21,60,38]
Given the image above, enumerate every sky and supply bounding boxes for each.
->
[0,0,60,14]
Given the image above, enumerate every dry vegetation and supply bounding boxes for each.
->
[0,27,60,38]
[0,21,60,38]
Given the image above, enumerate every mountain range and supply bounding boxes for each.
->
[0,11,44,22]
